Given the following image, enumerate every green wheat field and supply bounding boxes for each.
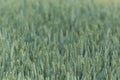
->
[0,0,120,80]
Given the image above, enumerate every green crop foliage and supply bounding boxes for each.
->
[0,0,120,80]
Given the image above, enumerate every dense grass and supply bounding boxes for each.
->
[0,0,120,80]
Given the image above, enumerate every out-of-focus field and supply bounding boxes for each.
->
[96,0,120,4]
[0,0,120,80]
